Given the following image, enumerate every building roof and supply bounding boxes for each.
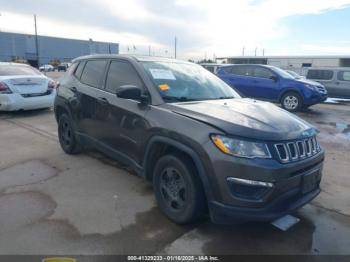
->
[217,55,350,59]
[0,31,119,45]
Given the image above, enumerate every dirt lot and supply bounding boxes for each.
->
[0,102,349,255]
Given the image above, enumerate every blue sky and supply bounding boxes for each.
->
[1,0,350,59]
[268,7,350,55]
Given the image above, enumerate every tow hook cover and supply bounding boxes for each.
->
[271,215,300,231]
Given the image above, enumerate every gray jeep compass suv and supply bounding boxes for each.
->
[54,55,324,224]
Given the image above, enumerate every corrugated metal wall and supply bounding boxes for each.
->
[0,32,119,66]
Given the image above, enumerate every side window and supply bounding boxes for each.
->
[74,61,85,79]
[205,66,214,73]
[229,66,248,76]
[306,70,334,80]
[253,67,273,79]
[337,71,350,82]
[80,60,107,88]
[105,61,144,94]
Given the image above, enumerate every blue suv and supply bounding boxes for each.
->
[216,64,328,112]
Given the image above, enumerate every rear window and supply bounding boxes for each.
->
[337,71,350,82]
[307,69,334,80]
[0,65,41,76]
[80,60,107,88]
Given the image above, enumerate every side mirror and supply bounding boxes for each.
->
[270,75,278,82]
[115,85,149,104]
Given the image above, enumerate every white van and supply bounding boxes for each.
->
[304,67,350,98]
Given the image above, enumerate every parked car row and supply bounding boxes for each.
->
[39,62,71,72]
[216,64,328,112]
[202,63,350,104]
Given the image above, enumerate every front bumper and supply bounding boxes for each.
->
[0,91,55,111]
[209,184,320,224]
[203,140,324,224]
[305,92,328,105]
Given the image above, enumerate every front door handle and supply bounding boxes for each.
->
[97,97,109,105]
[69,86,77,93]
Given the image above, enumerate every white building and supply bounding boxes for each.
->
[216,56,350,71]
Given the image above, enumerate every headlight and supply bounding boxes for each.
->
[304,84,316,91]
[211,135,271,159]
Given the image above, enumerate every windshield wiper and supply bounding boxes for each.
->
[162,96,196,102]
[217,96,235,100]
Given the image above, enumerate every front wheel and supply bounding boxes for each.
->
[281,92,303,112]
[153,154,206,224]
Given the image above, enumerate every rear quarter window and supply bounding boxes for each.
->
[80,60,107,88]
[307,70,334,80]
[73,62,85,79]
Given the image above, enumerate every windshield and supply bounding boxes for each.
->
[0,65,41,76]
[142,61,240,102]
[286,70,301,79]
[270,66,295,79]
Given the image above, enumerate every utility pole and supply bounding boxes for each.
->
[254,47,257,57]
[149,45,151,56]
[262,48,265,56]
[174,36,177,59]
[34,14,40,67]
[242,47,245,56]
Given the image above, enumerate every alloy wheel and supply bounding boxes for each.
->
[283,95,299,110]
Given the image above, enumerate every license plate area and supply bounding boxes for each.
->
[302,169,319,194]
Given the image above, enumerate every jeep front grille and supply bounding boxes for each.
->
[274,136,321,163]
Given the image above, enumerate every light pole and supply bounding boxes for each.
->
[174,36,177,59]
[34,14,40,67]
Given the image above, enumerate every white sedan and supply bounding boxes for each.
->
[39,64,54,72]
[0,62,56,111]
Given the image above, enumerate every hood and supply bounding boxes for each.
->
[165,98,317,141]
[292,78,324,87]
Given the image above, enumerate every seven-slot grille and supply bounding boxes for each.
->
[274,136,321,163]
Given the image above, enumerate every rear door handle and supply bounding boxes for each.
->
[97,97,109,105]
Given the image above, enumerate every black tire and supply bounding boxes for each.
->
[58,114,82,154]
[281,92,303,112]
[153,153,206,224]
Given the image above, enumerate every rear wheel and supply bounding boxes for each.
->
[281,92,303,112]
[153,154,206,224]
[58,114,81,154]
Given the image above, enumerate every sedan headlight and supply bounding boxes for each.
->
[211,135,271,159]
